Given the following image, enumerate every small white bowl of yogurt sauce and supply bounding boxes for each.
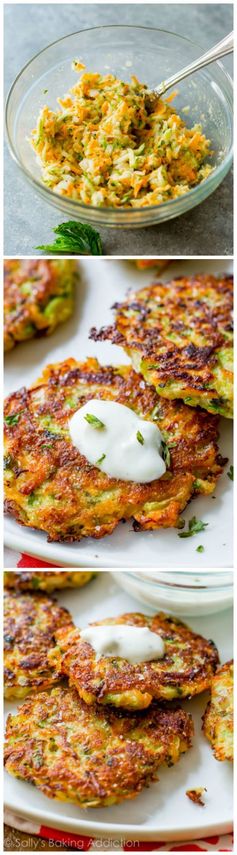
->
[112,571,233,617]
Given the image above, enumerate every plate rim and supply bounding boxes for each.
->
[4,527,233,570]
[3,799,233,842]
[4,520,233,569]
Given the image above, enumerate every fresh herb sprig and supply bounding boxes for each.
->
[161,440,171,468]
[96,453,106,465]
[84,413,105,429]
[227,465,234,481]
[36,221,103,255]
[178,516,208,539]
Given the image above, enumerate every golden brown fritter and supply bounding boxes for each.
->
[4,570,95,593]
[4,259,76,351]
[4,357,225,542]
[202,660,233,761]
[48,612,219,709]
[4,590,73,700]
[4,686,193,808]
[90,274,233,418]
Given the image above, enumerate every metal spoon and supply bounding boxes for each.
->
[149,31,233,102]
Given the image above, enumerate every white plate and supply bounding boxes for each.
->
[4,259,233,568]
[4,572,233,841]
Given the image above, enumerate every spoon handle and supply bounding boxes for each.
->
[155,31,233,96]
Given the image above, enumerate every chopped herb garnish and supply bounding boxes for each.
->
[42,88,48,94]
[84,413,105,429]
[4,413,20,426]
[161,440,170,468]
[178,516,208,539]
[177,517,185,530]
[96,453,106,465]
[196,545,204,553]
[227,465,234,481]
[36,220,103,255]
[151,403,161,421]
[136,430,144,445]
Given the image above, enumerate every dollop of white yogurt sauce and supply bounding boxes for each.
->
[69,399,166,483]
[80,624,165,663]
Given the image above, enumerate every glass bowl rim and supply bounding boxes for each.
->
[5,23,234,218]
[122,570,233,593]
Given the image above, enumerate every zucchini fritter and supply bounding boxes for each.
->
[91,274,233,418]
[4,259,76,351]
[4,590,73,699]
[48,612,219,709]
[202,660,233,761]
[4,357,225,542]
[4,570,95,593]
[4,686,193,808]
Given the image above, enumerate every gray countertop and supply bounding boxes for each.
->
[4,3,233,257]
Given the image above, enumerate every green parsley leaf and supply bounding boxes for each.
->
[136,430,144,445]
[178,516,208,539]
[4,413,20,426]
[177,517,185,530]
[196,545,204,553]
[161,440,171,468]
[96,453,106,465]
[36,221,103,255]
[227,465,234,481]
[151,403,162,421]
[84,413,105,429]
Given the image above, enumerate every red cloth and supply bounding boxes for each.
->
[18,554,58,567]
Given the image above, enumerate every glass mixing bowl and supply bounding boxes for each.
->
[112,571,233,617]
[6,26,233,229]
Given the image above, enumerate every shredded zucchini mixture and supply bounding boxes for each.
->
[31,62,212,208]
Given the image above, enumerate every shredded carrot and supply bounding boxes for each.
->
[165,89,179,103]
